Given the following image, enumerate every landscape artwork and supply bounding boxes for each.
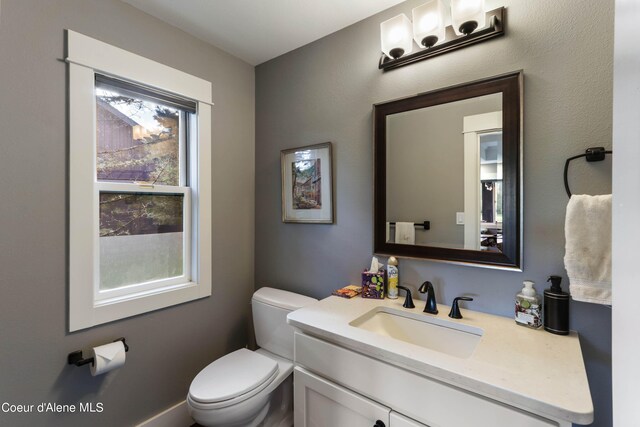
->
[281,142,334,223]
[291,158,322,209]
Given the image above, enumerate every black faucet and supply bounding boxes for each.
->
[397,285,415,309]
[448,296,474,319]
[418,281,438,315]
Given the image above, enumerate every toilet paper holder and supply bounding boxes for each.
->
[67,337,129,367]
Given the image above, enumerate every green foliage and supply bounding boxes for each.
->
[96,94,184,237]
[100,193,183,237]
[154,107,179,138]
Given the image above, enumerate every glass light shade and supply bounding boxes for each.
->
[380,14,414,59]
[451,0,486,36]
[412,0,446,48]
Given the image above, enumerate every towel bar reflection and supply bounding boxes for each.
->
[563,147,612,198]
[389,221,431,230]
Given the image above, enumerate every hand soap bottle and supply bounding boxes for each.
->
[515,280,542,329]
[386,257,399,299]
[543,275,570,335]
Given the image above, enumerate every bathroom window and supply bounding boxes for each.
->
[95,77,193,300]
[68,30,212,331]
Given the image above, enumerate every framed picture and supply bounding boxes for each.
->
[281,142,334,223]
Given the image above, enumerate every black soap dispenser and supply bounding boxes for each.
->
[543,276,570,335]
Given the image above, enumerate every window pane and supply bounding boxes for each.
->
[96,84,182,186]
[99,193,184,291]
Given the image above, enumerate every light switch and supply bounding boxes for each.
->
[456,212,465,225]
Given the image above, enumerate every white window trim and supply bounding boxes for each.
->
[68,30,212,332]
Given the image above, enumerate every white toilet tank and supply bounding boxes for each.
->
[252,287,317,360]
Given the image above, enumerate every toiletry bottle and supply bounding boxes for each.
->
[386,257,399,299]
[515,280,542,329]
[544,275,570,335]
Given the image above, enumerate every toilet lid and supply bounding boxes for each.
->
[189,349,278,404]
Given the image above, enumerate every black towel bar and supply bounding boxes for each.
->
[563,147,612,198]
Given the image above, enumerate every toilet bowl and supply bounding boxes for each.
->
[187,349,293,427]
[187,288,316,427]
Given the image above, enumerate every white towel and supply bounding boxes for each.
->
[564,194,612,305]
[395,222,415,245]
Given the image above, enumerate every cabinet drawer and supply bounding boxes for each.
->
[294,332,560,427]
[294,367,390,427]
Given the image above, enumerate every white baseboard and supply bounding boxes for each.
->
[136,400,193,427]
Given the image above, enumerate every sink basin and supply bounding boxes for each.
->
[349,307,483,358]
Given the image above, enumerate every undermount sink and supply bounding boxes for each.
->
[349,307,483,358]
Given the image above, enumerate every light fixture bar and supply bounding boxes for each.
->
[379,7,505,71]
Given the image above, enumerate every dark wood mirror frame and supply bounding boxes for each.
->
[373,71,523,269]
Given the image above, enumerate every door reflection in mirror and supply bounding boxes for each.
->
[479,132,503,252]
[462,110,502,251]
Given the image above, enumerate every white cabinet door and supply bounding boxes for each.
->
[294,367,390,427]
[390,412,429,427]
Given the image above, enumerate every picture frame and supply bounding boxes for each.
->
[281,142,334,223]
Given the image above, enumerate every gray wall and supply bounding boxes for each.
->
[0,1,254,426]
[256,1,612,426]
[386,94,502,247]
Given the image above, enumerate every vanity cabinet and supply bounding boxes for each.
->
[293,331,564,427]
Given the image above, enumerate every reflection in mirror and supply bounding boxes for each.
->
[479,132,503,251]
[374,71,522,269]
[386,93,502,251]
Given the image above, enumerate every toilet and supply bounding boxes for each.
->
[187,287,317,427]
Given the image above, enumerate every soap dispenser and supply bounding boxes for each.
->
[515,280,542,329]
[543,275,570,335]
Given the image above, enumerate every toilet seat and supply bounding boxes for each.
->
[188,348,278,410]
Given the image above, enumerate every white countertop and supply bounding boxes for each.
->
[287,295,593,425]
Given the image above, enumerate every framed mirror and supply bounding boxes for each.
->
[373,71,523,269]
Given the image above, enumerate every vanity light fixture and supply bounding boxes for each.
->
[451,0,486,36]
[379,2,505,71]
[380,13,414,59]
[412,0,446,49]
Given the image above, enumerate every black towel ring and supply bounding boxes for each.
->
[563,147,612,198]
